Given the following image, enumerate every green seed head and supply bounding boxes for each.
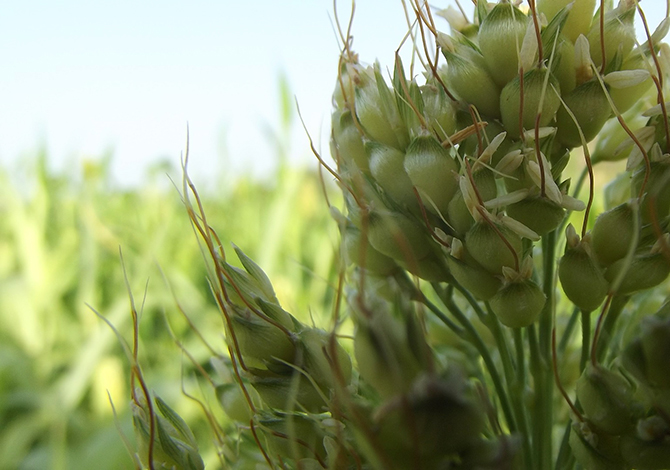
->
[620,433,670,469]
[367,141,417,208]
[465,221,523,275]
[558,229,609,312]
[355,64,409,150]
[298,328,353,391]
[632,160,670,223]
[500,67,562,138]
[569,423,627,470]
[478,2,529,88]
[608,54,655,113]
[331,109,370,173]
[555,79,612,148]
[259,412,331,463]
[591,201,637,266]
[341,223,398,275]
[367,209,431,263]
[228,305,297,370]
[576,363,636,435]
[639,313,670,390]
[489,277,546,328]
[587,5,636,69]
[420,82,458,141]
[506,195,566,235]
[250,373,327,413]
[446,248,503,301]
[353,308,425,399]
[605,252,670,295]
[440,44,502,118]
[404,133,460,215]
[373,372,486,464]
[537,0,596,43]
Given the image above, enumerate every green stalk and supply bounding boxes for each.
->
[536,231,557,469]
[528,324,548,469]
[433,284,518,433]
[514,327,534,470]
[554,421,575,470]
[580,310,591,372]
[557,307,580,356]
[595,294,630,363]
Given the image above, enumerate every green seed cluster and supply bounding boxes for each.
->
[161,1,670,469]
[571,301,670,469]
[325,0,670,468]
[332,0,669,331]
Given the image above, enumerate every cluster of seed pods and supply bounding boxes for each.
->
[328,0,670,468]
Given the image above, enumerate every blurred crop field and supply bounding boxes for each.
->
[0,105,342,468]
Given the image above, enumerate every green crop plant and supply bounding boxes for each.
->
[115,0,670,469]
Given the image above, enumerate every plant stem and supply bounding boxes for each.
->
[557,307,580,356]
[538,231,558,469]
[514,327,534,469]
[433,284,518,433]
[580,310,591,372]
[595,294,630,363]
[555,421,575,470]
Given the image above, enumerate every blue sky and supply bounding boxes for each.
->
[0,1,666,186]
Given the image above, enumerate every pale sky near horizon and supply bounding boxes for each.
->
[0,1,666,187]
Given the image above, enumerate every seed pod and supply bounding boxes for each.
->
[217,383,255,423]
[621,434,670,469]
[298,328,353,391]
[609,55,654,113]
[605,252,670,295]
[569,424,627,470]
[367,210,431,262]
[632,161,670,223]
[227,306,296,369]
[489,278,546,328]
[506,195,566,235]
[447,168,497,235]
[550,36,577,94]
[591,111,648,163]
[373,373,486,464]
[331,109,369,173]
[558,244,609,312]
[355,64,409,150]
[333,61,362,110]
[500,67,562,138]
[478,2,529,87]
[421,83,458,141]
[250,374,326,413]
[398,255,451,282]
[342,224,398,275]
[367,142,416,208]
[555,79,612,148]
[447,190,476,235]
[576,363,635,435]
[503,160,536,193]
[446,254,502,301]
[587,5,636,69]
[639,314,670,389]
[465,221,522,275]
[353,309,424,399]
[441,47,502,118]
[537,0,596,43]
[591,202,637,266]
[258,411,328,462]
[133,395,205,470]
[404,133,460,215]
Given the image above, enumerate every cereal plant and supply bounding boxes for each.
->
[122,1,670,469]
